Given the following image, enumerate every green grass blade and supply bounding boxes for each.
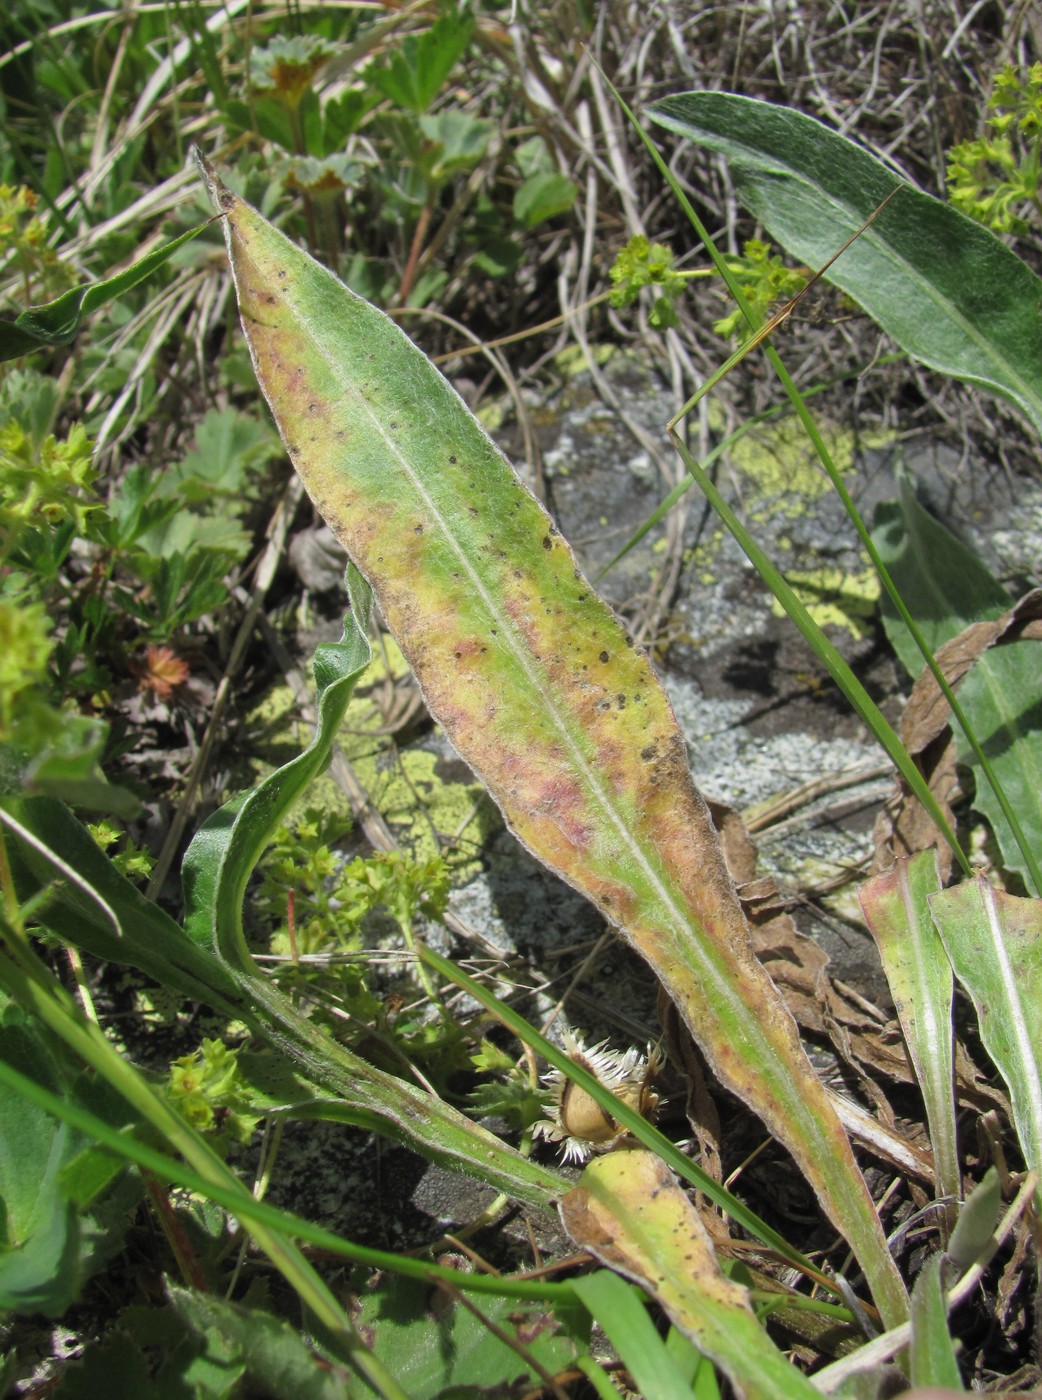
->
[669,434,964,868]
[604,74,973,883]
[909,1254,964,1390]
[616,78,1042,888]
[0,947,389,1384]
[570,1271,706,1400]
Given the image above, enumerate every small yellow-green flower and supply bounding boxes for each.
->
[0,598,52,741]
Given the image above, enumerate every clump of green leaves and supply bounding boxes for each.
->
[0,406,107,779]
[167,1038,262,1150]
[253,811,474,1085]
[0,597,54,745]
[0,418,96,535]
[218,10,577,308]
[609,234,687,329]
[365,10,474,115]
[255,809,450,958]
[468,1038,548,1133]
[713,238,809,341]
[609,233,809,340]
[0,388,279,810]
[250,35,338,109]
[0,184,74,305]
[254,808,358,957]
[88,819,156,883]
[947,62,1042,233]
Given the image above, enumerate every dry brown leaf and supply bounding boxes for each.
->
[874,589,1042,877]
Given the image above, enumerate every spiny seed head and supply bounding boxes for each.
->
[533,1031,662,1164]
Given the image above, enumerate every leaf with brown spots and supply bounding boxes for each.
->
[562,1148,820,1400]
[197,150,906,1325]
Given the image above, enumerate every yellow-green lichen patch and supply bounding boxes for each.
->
[686,526,730,589]
[730,418,855,515]
[343,737,492,877]
[770,564,881,639]
[729,420,896,519]
[553,342,617,378]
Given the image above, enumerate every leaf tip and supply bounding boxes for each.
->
[191,146,234,214]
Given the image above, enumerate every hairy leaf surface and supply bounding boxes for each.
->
[197,151,905,1322]
[646,92,1042,438]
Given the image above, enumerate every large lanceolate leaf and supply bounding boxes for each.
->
[645,92,1042,440]
[197,150,907,1324]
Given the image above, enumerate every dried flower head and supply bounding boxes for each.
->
[133,644,190,701]
[534,1030,662,1164]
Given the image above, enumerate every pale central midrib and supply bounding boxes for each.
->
[982,895,1042,1156]
[349,381,808,1084]
[281,292,856,1181]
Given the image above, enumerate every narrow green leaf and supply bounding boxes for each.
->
[872,476,1010,680]
[0,219,213,362]
[669,434,963,873]
[196,148,907,1325]
[645,92,1042,438]
[929,878,1042,1197]
[909,1254,964,1390]
[570,1270,706,1400]
[4,798,561,1212]
[945,1168,1001,1278]
[2,796,242,1014]
[858,853,960,1231]
[565,1149,819,1400]
[183,564,373,962]
[0,975,401,1390]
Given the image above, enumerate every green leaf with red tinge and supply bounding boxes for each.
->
[859,852,960,1232]
[195,149,907,1326]
[929,877,1042,1199]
